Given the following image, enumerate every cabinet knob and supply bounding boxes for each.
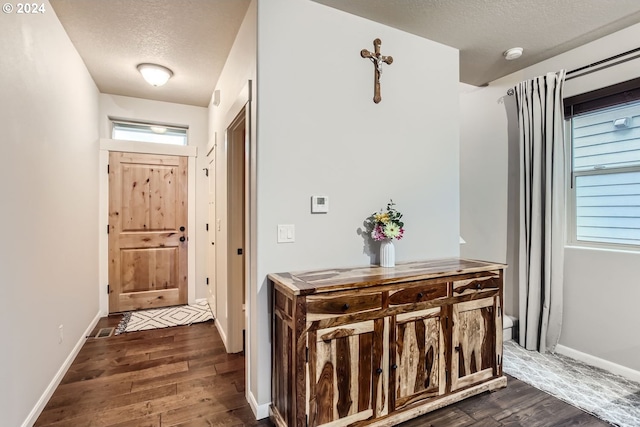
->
[343,303,350,310]
[476,283,481,289]
[376,368,383,374]
[455,345,461,352]
[391,364,398,370]
[417,292,424,299]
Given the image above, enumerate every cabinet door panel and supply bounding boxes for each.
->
[451,297,496,391]
[394,308,445,410]
[273,310,294,426]
[311,320,382,427]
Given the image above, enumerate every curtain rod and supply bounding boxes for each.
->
[506,46,640,96]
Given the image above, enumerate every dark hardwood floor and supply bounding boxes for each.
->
[35,317,609,427]
[35,316,271,427]
[398,376,610,427]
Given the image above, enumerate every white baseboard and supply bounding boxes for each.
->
[555,344,640,383]
[22,311,102,427]
[247,389,270,420]
[215,319,229,351]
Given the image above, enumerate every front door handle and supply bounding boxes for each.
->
[180,236,186,242]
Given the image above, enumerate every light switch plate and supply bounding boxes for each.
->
[277,224,295,243]
[311,195,329,213]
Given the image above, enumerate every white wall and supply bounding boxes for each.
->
[98,94,209,307]
[459,79,518,314]
[207,0,257,358]
[0,5,100,426]
[459,23,640,373]
[255,0,460,411]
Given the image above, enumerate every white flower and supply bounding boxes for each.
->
[384,223,401,239]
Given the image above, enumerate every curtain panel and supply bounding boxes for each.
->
[514,70,566,353]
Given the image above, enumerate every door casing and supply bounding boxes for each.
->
[98,139,198,316]
[225,107,248,354]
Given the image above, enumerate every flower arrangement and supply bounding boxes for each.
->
[366,199,405,241]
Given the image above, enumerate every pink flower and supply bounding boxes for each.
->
[371,225,386,241]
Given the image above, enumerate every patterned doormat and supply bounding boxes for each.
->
[503,340,640,427]
[115,300,214,335]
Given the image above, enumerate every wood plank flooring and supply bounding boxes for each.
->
[35,317,609,427]
[397,376,610,427]
[35,316,270,427]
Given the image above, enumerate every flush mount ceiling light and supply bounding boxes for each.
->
[503,47,524,60]
[137,63,173,87]
[150,126,168,134]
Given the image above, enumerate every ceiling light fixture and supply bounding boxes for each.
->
[150,126,168,134]
[503,47,524,60]
[137,63,173,87]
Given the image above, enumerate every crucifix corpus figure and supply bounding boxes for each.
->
[361,38,393,103]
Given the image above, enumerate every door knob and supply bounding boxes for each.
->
[180,236,186,242]
[180,226,185,232]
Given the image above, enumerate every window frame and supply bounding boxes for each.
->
[565,77,640,251]
[110,119,189,146]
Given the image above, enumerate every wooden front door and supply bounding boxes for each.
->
[108,151,188,313]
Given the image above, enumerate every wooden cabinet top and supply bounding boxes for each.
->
[268,258,506,296]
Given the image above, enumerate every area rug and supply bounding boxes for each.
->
[115,300,214,335]
[503,340,640,427]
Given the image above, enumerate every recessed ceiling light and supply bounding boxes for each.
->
[137,63,173,87]
[503,47,524,60]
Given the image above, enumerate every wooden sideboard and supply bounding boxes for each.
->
[268,258,507,427]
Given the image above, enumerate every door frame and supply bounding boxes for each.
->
[98,139,198,316]
[225,107,248,353]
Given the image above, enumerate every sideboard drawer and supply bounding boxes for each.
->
[453,272,501,296]
[307,292,382,315]
[388,281,448,305]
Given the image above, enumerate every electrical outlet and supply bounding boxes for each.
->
[58,324,64,344]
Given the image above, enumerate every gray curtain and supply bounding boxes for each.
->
[514,71,566,353]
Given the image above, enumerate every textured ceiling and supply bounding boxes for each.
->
[313,0,640,86]
[50,0,640,107]
[50,0,250,107]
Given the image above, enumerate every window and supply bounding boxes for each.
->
[566,78,640,248]
[111,120,188,146]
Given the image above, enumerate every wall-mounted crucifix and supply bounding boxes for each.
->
[361,38,393,103]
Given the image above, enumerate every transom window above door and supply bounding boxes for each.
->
[111,120,188,146]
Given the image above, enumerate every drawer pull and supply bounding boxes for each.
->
[376,368,383,374]
[343,303,350,310]
[417,292,424,299]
